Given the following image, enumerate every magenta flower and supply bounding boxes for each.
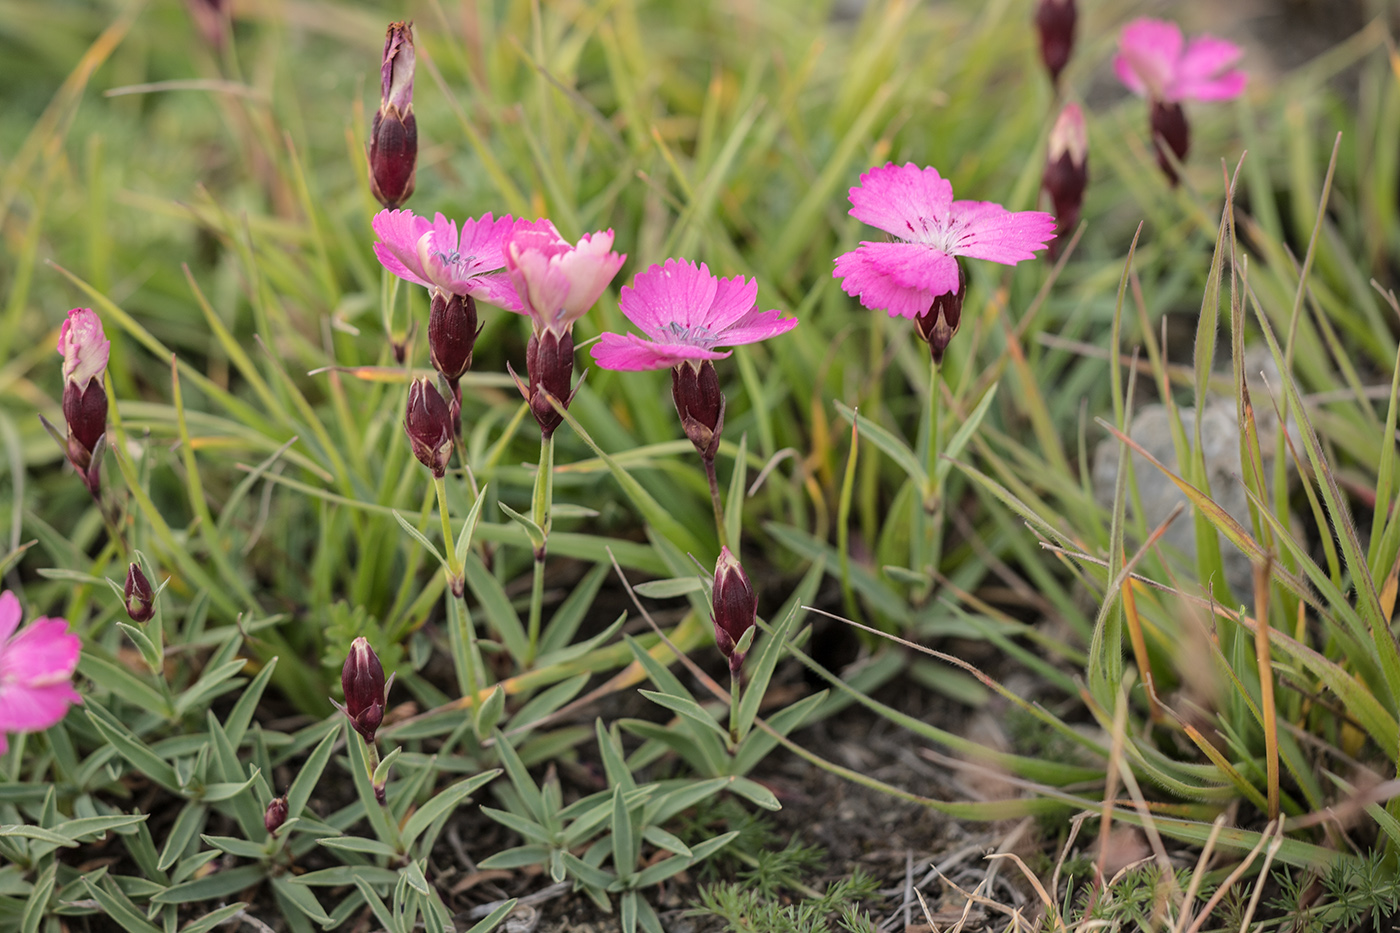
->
[1114,19,1245,185]
[503,223,626,336]
[591,259,796,372]
[1113,19,1246,104]
[0,590,82,755]
[372,209,521,310]
[833,163,1055,361]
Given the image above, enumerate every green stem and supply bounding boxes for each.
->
[917,358,944,601]
[704,455,729,550]
[924,357,942,499]
[433,476,463,586]
[728,669,741,749]
[526,434,554,665]
[447,590,482,702]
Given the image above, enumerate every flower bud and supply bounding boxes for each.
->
[369,22,417,210]
[712,546,756,675]
[671,360,725,461]
[1034,0,1076,87]
[913,260,966,365]
[124,563,154,623]
[517,329,575,440]
[340,637,387,743]
[1043,103,1088,258]
[56,308,110,497]
[264,796,288,835]
[428,291,479,383]
[404,378,454,478]
[1150,100,1189,187]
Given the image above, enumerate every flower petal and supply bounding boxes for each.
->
[591,332,729,371]
[833,242,958,319]
[372,209,434,286]
[847,163,954,242]
[557,230,626,322]
[1172,36,1245,101]
[57,309,110,388]
[619,259,720,337]
[705,273,762,333]
[464,271,524,312]
[0,681,82,733]
[1115,18,1183,99]
[0,618,81,684]
[0,591,19,645]
[714,308,798,346]
[453,212,516,272]
[947,201,1057,264]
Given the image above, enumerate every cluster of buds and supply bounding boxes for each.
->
[672,360,725,461]
[1042,104,1088,258]
[50,309,110,501]
[712,547,757,676]
[1034,0,1076,87]
[124,563,154,623]
[404,377,454,478]
[369,22,417,210]
[335,637,391,744]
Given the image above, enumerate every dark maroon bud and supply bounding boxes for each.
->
[671,360,726,461]
[428,292,479,383]
[340,637,387,743]
[519,329,575,440]
[1034,0,1076,87]
[1150,101,1189,187]
[264,796,288,835]
[374,783,387,805]
[913,260,966,365]
[1043,103,1088,259]
[124,563,154,623]
[62,379,107,470]
[712,547,756,675]
[369,22,417,209]
[404,378,454,478]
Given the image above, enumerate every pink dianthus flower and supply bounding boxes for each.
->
[0,590,82,755]
[591,258,795,372]
[372,209,521,310]
[832,163,1055,361]
[1113,18,1246,104]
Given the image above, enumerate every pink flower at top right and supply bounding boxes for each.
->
[1113,18,1246,104]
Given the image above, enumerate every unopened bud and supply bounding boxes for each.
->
[369,22,417,209]
[428,291,479,383]
[671,360,725,461]
[124,563,154,623]
[405,378,454,477]
[56,308,110,498]
[1150,101,1189,187]
[712,547,757,675]
[264,796,288,835]
[519,329,575,440]
[913,260,966,365]
[1043,103,1088,257]
[1034,0,1076,86]
[340,637,387,743]
[62,380,108,471]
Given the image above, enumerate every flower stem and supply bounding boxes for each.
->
[433,475,463,587]
[526,433,554,665]
[447,588,482,702]
[917,357,944,601]
[728,668,741,749]
[704,454,729,550]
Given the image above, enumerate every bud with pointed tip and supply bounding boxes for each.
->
[912,260,966,365]
[1034,0,1076,87]
[428,291,479,384]
[671,360,725,461]
[369,22,417,210]
[1043,103,1088,257]
[515,329,575,440]
[712,547,757,675]
[56,308,110,497]
[339,637,387,743]
[1150,101,1189,187]
[405,378,454,477]
[124,563,154,623]
[264,796,288,835]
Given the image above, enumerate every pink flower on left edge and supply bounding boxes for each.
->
[833,163,1054,361]
[1114,19,1246,104]
[591,258,796,371]
[0,590,82,755]
[372,209,521,309]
